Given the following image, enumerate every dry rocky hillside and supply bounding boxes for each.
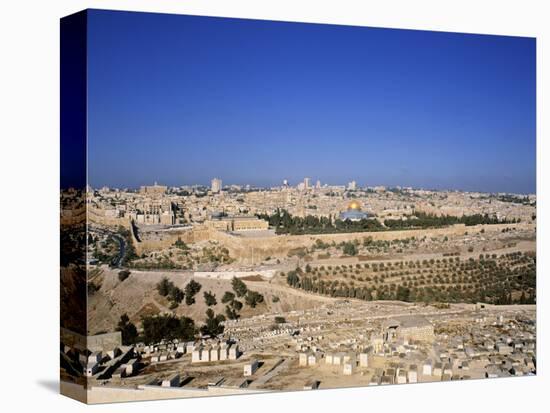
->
[87,267,335,335]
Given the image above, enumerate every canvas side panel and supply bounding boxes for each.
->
[60,9,88,404]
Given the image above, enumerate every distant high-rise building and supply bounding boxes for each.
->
[348,180,357,190]
[315,180,321,189]
[283,179,289,187]
[304,177,311,190]
[211,178,222,193]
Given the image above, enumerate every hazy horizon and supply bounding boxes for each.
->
[90,178,535,196]
[86,10,536,194]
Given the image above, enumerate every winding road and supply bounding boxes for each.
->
[90,227,127,268]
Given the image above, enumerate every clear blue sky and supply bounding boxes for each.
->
[87,9,536,194]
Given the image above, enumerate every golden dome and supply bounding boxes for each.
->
[348,200,361,210]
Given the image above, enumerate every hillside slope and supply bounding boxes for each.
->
[87,267,335,334]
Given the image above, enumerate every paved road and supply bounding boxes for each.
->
[91,227,127,268]
[111,233,126,267]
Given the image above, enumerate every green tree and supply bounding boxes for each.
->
[286,271,300,287]
[168,286,184,305]
[204,291,217,306]
[200,308,226,336]
[156,277,172,296]
[396,286,411,302]
[116,313,138,345]
[221,291,235,304]
[184,280,202,305]
[141,314,195,344]
[245,290,264,308]
[343,242,358,256]
[231,277,248,297]
[225,305,239,320]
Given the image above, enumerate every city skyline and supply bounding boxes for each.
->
[92,176,536,195]
[87,10,536,193]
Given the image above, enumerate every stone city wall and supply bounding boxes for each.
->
[129,222,532,263]
[207,222,531,263]
[131,226,211,256]
[88,207,131,229]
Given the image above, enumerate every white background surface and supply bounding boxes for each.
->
[0,0,547,411]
